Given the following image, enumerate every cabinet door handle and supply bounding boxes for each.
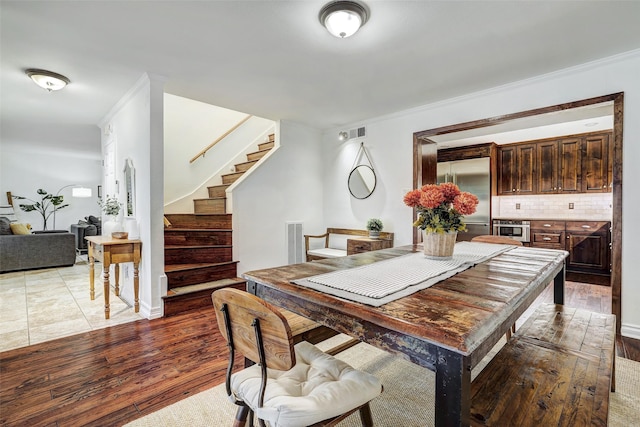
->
[582,225,591,229]
[543,224,551,227]
[543,237,551,241]
[558,186,562,190]
[512,188,516,192]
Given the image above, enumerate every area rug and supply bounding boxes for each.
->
[125,337,640,427]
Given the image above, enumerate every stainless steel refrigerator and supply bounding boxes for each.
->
[437,157,491,241]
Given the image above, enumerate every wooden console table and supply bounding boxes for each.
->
[86,236,141,319]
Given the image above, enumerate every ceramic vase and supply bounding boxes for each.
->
[102,215,123,237]
[423,230,457,259]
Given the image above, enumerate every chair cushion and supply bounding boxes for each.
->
[307,248,347,259]
[230,341,382,427]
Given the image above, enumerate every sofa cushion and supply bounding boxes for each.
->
[10,223,31,235]
[0,217,11,235]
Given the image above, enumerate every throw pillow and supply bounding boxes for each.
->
[0,217,11,235]
[10,223,31,235]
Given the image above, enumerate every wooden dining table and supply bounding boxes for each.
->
[242,243,568,427]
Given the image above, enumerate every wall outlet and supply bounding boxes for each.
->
[516,203,521,210]
[569,203,574,209]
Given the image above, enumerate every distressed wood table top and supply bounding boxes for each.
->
[243,244,568,426]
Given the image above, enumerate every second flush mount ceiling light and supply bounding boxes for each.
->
[319,1,369,38]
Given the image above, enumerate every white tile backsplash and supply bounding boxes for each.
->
[493,193,612,220]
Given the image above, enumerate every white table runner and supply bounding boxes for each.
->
[294,242,514,306]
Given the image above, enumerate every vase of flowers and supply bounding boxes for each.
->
[99,195,123,237]
[403,182,479,259]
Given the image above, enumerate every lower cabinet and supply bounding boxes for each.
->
[530,220,610,275]
[565,221,610,273]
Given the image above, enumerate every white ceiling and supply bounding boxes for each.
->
[2,1,640,143]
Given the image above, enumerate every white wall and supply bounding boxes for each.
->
[163,94,275,211]
[233,121,325,274]
[0,123,102,230]
[99,74,166,319]
[321,50,640,339]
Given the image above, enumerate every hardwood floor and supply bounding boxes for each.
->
[1,281,638,427]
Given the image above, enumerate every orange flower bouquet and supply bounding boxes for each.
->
[403,182,479,234]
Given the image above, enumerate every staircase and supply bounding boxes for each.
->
[162,134,275,316]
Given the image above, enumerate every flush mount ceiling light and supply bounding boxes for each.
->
[319,1,369,38]
[25,69,70,92]
[338,131,349,141]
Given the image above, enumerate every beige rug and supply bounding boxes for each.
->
[125,337,640,427]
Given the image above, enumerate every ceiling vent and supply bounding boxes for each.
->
[348,126,366,140]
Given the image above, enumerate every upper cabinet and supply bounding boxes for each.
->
[582,133,611,192]
[536,137,581,194]
[498,143,536,195]
[498,131,612,195]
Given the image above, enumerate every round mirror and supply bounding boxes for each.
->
[348,165,376,199]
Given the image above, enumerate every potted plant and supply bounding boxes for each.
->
[13,189,68,230]
[403,182,478,259]
[366,218,383,239]
[99,195,123,237]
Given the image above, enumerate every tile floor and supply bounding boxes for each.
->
[0,256,143,352]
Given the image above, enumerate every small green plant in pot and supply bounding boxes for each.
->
[366,218,383,239]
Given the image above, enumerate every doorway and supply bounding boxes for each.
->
[412,93,623,333]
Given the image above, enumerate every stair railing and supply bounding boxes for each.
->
[190,115,253,163]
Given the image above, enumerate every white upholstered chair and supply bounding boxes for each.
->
[212,288,382,427]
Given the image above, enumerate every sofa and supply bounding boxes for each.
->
[0,217,76,273]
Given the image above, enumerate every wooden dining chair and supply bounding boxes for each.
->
[470,235,524,246]
[212,288,382,427]
[471,235,522,339]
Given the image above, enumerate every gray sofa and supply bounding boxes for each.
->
[0,228,76,273]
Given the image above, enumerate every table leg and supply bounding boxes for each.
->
[114,263,120,296]
[554,264,565,305]
[133,261,140,313]
[103,263,110,320]
[434,348,470,427]
[89,253,95,300]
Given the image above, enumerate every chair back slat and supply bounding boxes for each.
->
[471,235,523,246]
[212,288,295,371]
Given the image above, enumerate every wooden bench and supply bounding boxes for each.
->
[304,227,394,261]
[470,303,616,426]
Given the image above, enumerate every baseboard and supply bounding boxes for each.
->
[621,323,640,340]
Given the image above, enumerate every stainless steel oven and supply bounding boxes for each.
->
[492,219,530,243]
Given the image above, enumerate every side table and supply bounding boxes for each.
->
[85,236,142,319]
[346,237,393,255]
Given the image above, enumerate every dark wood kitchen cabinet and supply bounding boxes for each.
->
[582,133,611,192]
[530,220,565,250]
[536,138,581,194]
[529,220,611,276]
[565,221,610,273]
[498,130,612,195]
[498,143,536,195]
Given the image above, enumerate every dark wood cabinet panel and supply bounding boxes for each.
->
[559,137,581,193]
[517,144,536,194]
[565,221,610,274]
[536,141,558,194]
[583,133,611,192]
[498,144,535,195]
[498,146,516,195]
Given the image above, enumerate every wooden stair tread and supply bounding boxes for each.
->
[193,197,226,201]
[246,148,271,156]
[165,244,232,249]
[164,261,238,272]
[164,278,246,298]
